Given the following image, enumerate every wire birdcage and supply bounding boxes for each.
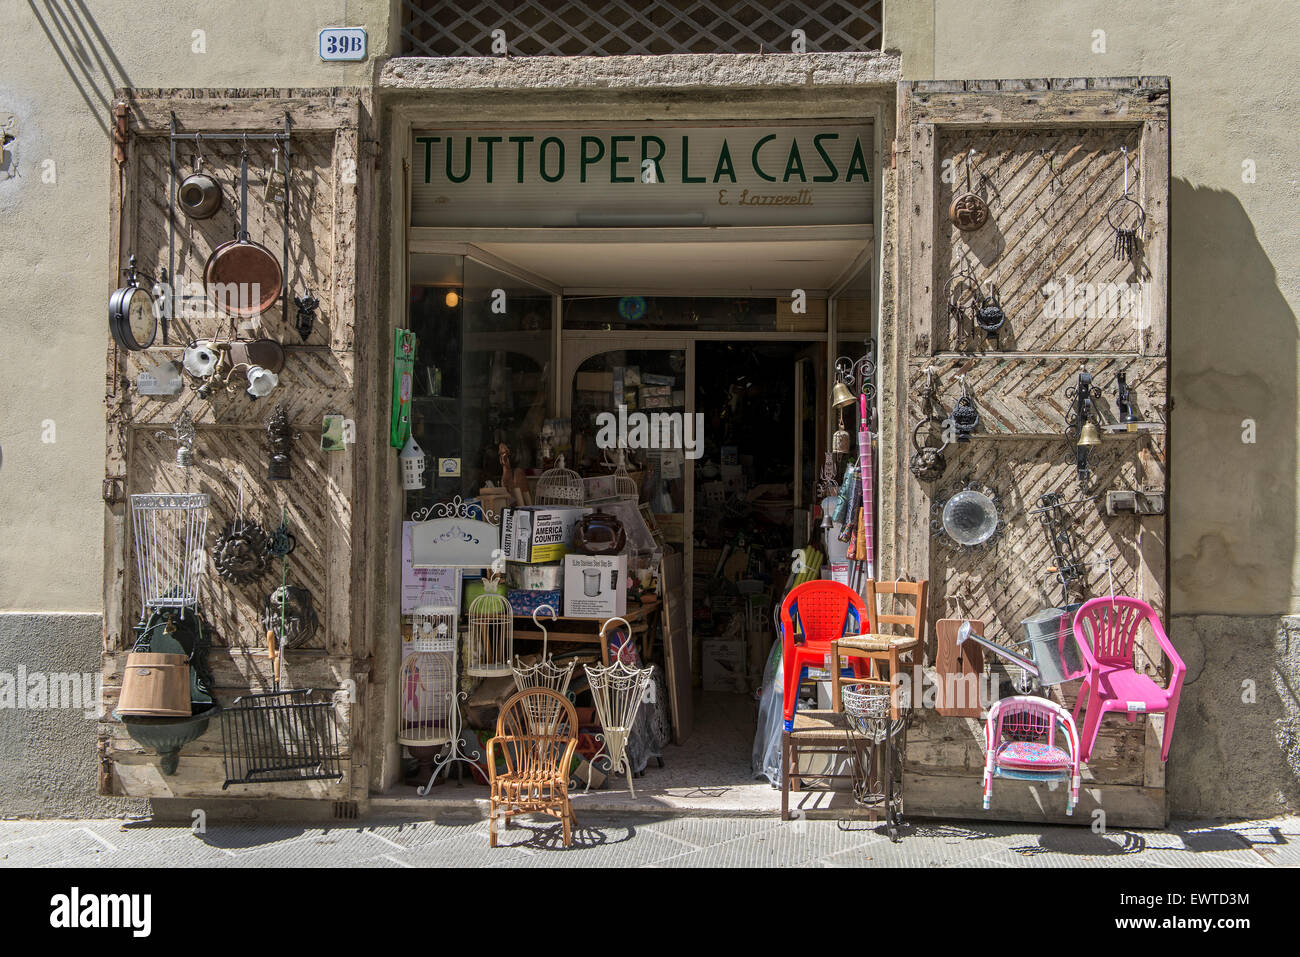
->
[535,454,585,507]
[411,604,458,653]
[466,579,513,677]
[130,493,210,613]
[398,649,454,748]
[582,660,655,796]
[605,448,639,501]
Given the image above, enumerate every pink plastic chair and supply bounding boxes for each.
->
[983,695,1080,814]
[1071,597,1185,763]
[780,580,867,731]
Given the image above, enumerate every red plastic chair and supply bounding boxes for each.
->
[780,580,867,730]
[1071,597,1185,763]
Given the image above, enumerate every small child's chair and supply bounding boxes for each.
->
[983,695,1081,815]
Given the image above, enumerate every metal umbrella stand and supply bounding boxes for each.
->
[220,628,343,788]
[582,660,654,796]
[511,605,576,735]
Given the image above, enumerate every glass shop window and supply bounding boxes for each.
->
[406,254,553,513]
[563,295,824,333]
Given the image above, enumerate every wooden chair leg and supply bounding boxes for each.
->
[888,649,900,721]
[831,641,841,712]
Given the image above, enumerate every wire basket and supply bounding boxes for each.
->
[130,493,210,612]
[842,686,896,743]
[220,688,343,788]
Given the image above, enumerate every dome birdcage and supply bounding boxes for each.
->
[606,447,639,501]
[411,604,458,654]
[534,454,585,507]
[466,579,513,677]
[398,650,454,748]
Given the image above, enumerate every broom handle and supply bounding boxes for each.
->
[266,628,281,691]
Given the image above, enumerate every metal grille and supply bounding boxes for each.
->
[401,1,882,56]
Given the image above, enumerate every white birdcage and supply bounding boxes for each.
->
[397,650,454,748]
[466,579,513,677]
[130,493,210,612]
[534,454,584,507]
[400,435,426,491]
[583,659,655,796]
[411,604,458,653]
[608,447,639,501]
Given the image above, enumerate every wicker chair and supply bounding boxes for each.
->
[487,687,580,847]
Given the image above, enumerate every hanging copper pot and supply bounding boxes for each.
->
[204,148,282,319]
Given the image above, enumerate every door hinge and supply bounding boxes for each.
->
[112,102,129,167]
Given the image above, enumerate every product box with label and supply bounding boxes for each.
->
[562,554,627,619]
[500,506,586,564]
[702,638,748,693]
[507,588,563,617]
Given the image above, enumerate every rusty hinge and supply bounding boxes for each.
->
[112,102,129,167]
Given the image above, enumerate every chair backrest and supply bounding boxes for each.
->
[986,695,1076,755]
[779,580,866,651]
[1073,596,1154,667]
[495,687,578,774]
[864,578,928,639]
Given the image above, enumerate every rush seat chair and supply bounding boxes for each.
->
[1070,596,1185,764]
[983,695,1081,815]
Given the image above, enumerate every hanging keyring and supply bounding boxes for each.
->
[1106,146,1146,261]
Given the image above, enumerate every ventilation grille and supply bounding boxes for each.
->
[401,0,883,57]
[333,800,360,820]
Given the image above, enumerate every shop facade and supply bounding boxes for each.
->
[2,2,1296,824]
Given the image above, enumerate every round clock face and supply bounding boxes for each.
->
[126,288,156,348]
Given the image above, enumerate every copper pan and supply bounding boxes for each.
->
[204,149,282,319]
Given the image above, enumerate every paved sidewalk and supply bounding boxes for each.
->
[1,814,1296,867]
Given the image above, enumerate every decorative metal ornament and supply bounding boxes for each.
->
[293,292,319,342]
[265,405,296,481]
[261,584,318,649]
[948,151,990,231]
[155,411,197,469]
[211,518,272,584]
[1107,146,1146,261]
[931,479,1005,550]
[950,378,980,442]
[944,270,980,345]
[909,368,948,482]
[974,282,1007,335]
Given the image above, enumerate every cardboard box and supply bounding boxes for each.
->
[641,372,674,387]
[703,639,748,693]
[576,371,614,392]
[500,506,586,564]
[562,554,627,619]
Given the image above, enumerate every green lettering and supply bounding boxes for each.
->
[783,139,807,183]
[812,133,839,182]
[477,136,502,184]
[681,135,705,183]
[610,135,635,183]
[445,136,471,184]
[580,135,606,183]
[415,136,440,184]
[846,137,870,183]
[641,136,666,184]
[713,139,737,183]
[752,133,777,182]
[508,135,534,184]
[540,136,565,183]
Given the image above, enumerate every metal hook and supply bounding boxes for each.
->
[1121,145,1130,197]
[532,604,557,658]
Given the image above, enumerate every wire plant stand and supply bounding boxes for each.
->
[130,493,210,616]
[842,685,907,841]
[220,629,343,788]
[582,660,654,796]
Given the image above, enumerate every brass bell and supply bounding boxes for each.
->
[832,427,852,454]
[831,380,856,409]
[1077,421,1102,447]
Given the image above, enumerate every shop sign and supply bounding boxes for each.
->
[410,123,872,227]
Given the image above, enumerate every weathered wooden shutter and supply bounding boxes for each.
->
[882,78,1170,825]
[101,89,377,805]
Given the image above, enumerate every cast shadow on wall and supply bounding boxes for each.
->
[1168,178,1297,616]
[27,0,132,137]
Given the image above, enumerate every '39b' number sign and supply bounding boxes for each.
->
[319,28,367,61]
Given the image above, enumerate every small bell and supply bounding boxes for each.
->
[831,380,856,410]
[1077,421,1102,447]
[832,424,852,454]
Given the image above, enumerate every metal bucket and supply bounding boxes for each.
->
[1020,603,1084,685]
